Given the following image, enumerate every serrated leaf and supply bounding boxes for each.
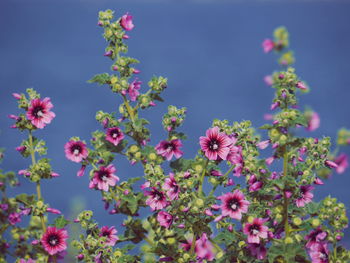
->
[54,215,70,228]
[88,73,110,85]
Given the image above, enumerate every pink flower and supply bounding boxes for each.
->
[305,227,327,249]
[218,190,250,220]
[243,218,268,244]
[248,243,267,260]
[105,127,124,146]
[265,156,276,165]
[195,233,215,261]
[309,242,329,263]
[157,211,173,228]
[296,81,307,90]
[19,259,36,263]
[155,139,183,161]
[64,140,88,163]
[13,93,21,100]
[120,13,134,31]
[200,127,232,160]
[262,39,275,53]
[128,79,141,101]
[325,160,338,169]
[41,227,68,255]
[264,75,273,86]
[77,165,86,177]
[334,153,348,174]
[89,164,119,192]
[46,208,61,215]
[26,98,55,129]
[144,187,168,211]
[163,173,180,200]
[296,185,314,207]
[306,112,320,131]
[8,212,21,225]
[256,140,270,150]
[248,175,263,192]
[99,226,118,246]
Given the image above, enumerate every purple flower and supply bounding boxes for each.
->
[89,164,119,192]
[99,226,118,246]
[200,127,232,160]
[41,227,68,256]
[163,173,180,200]
[195,233,215,261]
[128,79,141,101]
[309,242,329,263]
[296,185,314,207]
[120,13,134,31]
[144,187,168,211]
[157,211,173,228]
[243,218,268,244]
[8,212,21,225]
[64,140,88,163]
[218,190,250,220]
[248,243,267,260]
[106,127,124,146]
[155,139,183,161]
[305,227,327,249]
[26,98,55,129]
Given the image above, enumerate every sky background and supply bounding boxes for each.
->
[1,0,350,258]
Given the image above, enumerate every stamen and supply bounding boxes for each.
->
[73,149,80,155]
[231,204,237,210]
[37,110,43,117]
[212,143,218,150]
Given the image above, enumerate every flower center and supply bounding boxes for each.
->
[48,235,58,246]
[98,171,109,181]
[209,140,219,151]
[33,106,44,118]
[250,225,260,235]
[72,145,82,156]
[166,144,174,152]
[229,198,239,211]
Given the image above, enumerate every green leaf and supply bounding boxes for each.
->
[87,73,110,85]
[259,124,273,130]
[54,215,70,228]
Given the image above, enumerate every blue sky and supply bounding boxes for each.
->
[1,0,350,252]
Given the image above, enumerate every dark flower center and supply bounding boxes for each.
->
[209,140,219,151]
[71,144,82,155]
[154,191,164,201]
[166,143,174,151]
[102,231,110,237]
[98,171,109,181]
[32,106,44,118]
[48,234,59,247]
[110,129,119,139]
[228,198,240,211]
[249,224,260,235]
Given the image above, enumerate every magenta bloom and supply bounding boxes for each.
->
[264,75,273,86]
[106,127,124,146]
[8,212,21,225]
[99,226,118,246]
[26,98,55,129]
[89,164,119,192]
[296,81,307,90]
[19,259,36,263]
[195,233,215,261]
[128,79,141,101]
[41,227,68,255]
[163,173,180,200]
[243,218,268,244]
[77,165,86,177]
[144,187,168,211]
[262,39,275,53]
[120,13,134,31]
[305,227,327,249]
[248,243,267,260]
[306,112,320,131]
[296,185,314,207]
[218,190,250,220]
[334,153,348,174]
[200,127,232,160]
[248,175,263,192]
[155,139,183,161]
[309,243,329,263]
[64,140,88,163]
[157,211,173,228]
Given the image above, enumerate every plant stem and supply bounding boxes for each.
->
[282,149,289,238]
[190,232,197,256]
[28,131,46,232]
[122,95,135,122]
[198,160,209,197]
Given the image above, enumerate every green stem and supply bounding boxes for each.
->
[209,238,223,253]
[28,131,46,233]
[333,242,337,261]
[122,95,135,122]
[198,160,209,197]
[282,149,289,238]
[190,233,197,256]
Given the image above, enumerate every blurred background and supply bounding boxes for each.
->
[1,0,350,257]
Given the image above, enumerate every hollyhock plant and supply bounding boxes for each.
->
[64,140,88,163]
[243,218,268,244]
[218,190,250,220]
[99,226,118,246]
[155,139,183,161]
[199,126,232,160]
[105,127,125,146]
[89,164,119,191]
[41,227,68,255]
[26,98,55,129]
